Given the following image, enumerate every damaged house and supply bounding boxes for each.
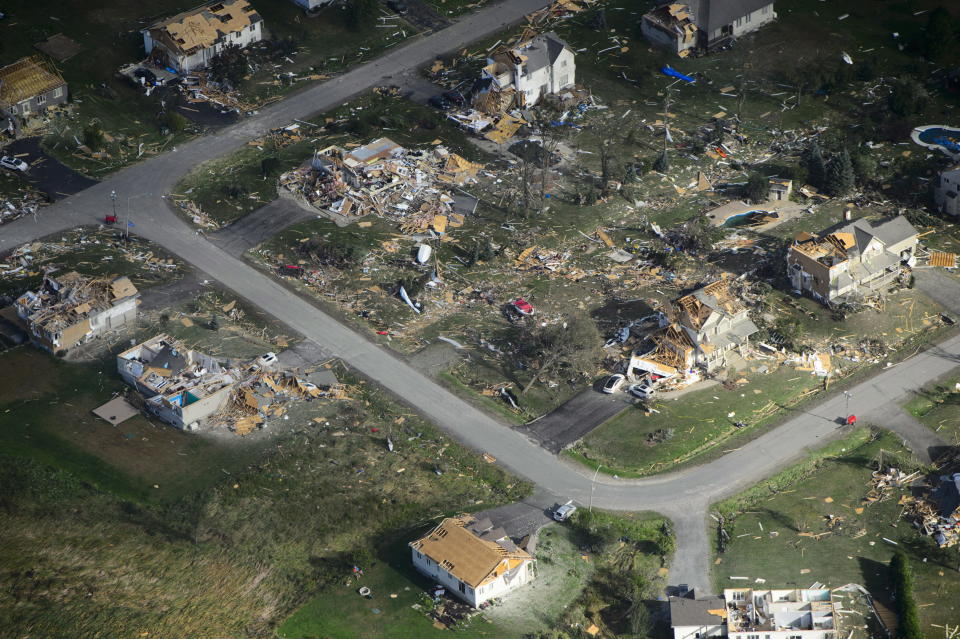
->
[279,137,482,224]
[724,588,838,639]
[13,272,139,354]
[476,31,575,108]
[787,215,918,304]
[142,0,264,73]
[632,277,758,378]
[0,56,68,136]
[641,0,776,56]
[410,516,534,608]
[117,334,238,430]
[934,165,960,216]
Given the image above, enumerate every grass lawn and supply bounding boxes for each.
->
[0,346,261,502]
[904,371,960,448]
[279,541,515,639]
[713,429,960,635]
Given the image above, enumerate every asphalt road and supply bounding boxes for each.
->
[519,385,630,453]
[0,1,957,596]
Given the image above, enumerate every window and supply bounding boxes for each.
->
[53,87,63,99]
[747,635,760,639]
[37,94,46,105]
[9,104,16,114]
[458,582,466,594]
[744,12,751,23]
[735,17,742,26]
[415,551,422,559]
[561,59,568,67]
[559,74,569,87]
[762,5,770,13]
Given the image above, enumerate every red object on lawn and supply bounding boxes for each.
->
[377,330,389,335]
[371,427,379,432]
[846,415,857,426]
[715,147,728,158]
[104,215,118,224]
[511,297,535,315]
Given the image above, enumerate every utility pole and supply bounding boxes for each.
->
[589,464,602,512]
[663,86,672,152]
[110,190,117,221]
[843,391,853,421]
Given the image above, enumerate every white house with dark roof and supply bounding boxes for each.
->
[409,516,534,607]
[642,0,776,55]
[670,595,727,639]
[935,166,960,216]
[479,32,575,106]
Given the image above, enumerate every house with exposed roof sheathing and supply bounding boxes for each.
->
[641,0,776,56]
[0,56,68,135]
[409,516,534,607]
[142,0,264,73]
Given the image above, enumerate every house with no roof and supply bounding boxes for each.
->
[641,0,777,56]
[0,56,68,136]
[409,516,534,607]
[786,215,918,304]
[117,333,238,430]
[671,589,840,639]
[13,271,138,354]
[478,32,575,107]
[142,0,264,73]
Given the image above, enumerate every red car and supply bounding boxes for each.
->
[511,298,535,316]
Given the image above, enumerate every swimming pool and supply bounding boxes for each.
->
[723,210,774,227]
[912,125,960,157]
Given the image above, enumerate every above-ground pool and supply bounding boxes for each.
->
[723,210,777,227]
[912,125,960,157]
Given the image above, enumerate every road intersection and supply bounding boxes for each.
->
[1,1,955,596]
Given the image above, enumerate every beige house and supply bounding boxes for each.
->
[142,0,264,73]
[409,516,534,607]
[787,215,918,303]
[478,32,575,107]
[117,334,237,430]
[14,272,139,354]
[642,0,776,56]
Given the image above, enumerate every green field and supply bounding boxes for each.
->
[904,371,960,447]
[713,429,960,636]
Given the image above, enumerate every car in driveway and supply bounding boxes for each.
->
[628,382,655,399]
[602,373,626,394]
[552,502,577,522]
[0,156,29,172]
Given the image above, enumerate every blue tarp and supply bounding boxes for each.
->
[660,65,695,83]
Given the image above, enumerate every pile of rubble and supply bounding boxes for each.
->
[866,466,960,548]
[278,137,482,225]
[0,191,44,226]
[225,367,348,435]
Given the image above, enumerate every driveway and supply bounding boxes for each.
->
[209,198,315,256]
[519,386,630,453]
[1,0,959,598]
[3,137,98,201]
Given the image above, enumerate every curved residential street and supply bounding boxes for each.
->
[0,1,955,597]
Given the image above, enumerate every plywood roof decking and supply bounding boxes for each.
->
[930,251,957,268]
[410,517,531,588]
[0,56,65,107]
[675,278,743,329]
[149,0,260,56]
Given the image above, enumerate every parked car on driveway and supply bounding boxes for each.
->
[552,501,577,522]
[628,382,655,399]
[0,156,28,172]
[602,373,626,394]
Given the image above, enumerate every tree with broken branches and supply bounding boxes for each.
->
[518,314,601,394]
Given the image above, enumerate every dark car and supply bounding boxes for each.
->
[428,94,451,110]
[386,0,408,14]
[442,90,465,107]
[133,67,158,86]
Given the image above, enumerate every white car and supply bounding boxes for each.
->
[0,156,28,172]
[258,352,278,367]
[552,502,577,522]
[602,373,626,394]
[628,383,655,399]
